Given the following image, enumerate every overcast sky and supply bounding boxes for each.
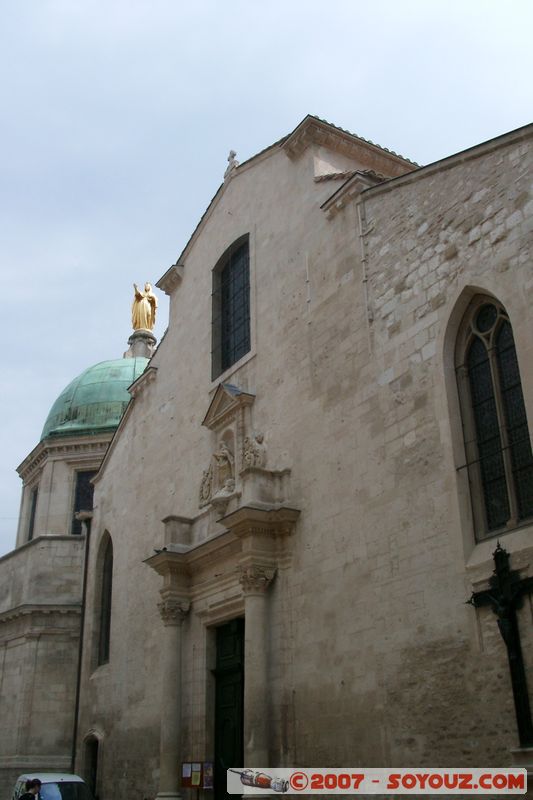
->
[1,0,532,557]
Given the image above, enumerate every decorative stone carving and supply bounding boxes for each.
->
[238,564,276,594]
[200,440,238,510]
[215,477,235,498]
[224,149,239,179]
[210,480,239,514]
[242,433,267,469]
[199,463,214,508]
[157,597,190,626]
[213,440,234,492]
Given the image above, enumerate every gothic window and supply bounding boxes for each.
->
[212,236,250,380]
[27,486,38,541]
[456,297,533,539]
[71,470,96,534]
[97,535,113,666]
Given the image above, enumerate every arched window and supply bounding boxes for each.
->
[456,296,533,539]
[212,235,250,379]
[84,736,99,798]
[96,535,113,665]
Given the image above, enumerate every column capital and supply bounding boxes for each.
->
[239,563,276,595]
[158,597,190,626]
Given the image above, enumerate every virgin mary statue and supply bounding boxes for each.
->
[132,283,157,331]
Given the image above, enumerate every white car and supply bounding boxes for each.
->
[12,773,94,800]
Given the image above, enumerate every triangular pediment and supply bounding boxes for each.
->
[202,383,255,431]
[282,115,417,178]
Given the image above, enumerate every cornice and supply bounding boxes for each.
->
[282,116,417,174]
[0,603,81,626]
[221,505,301,538]
[128,365,158,398]
[0,533,86,567]
[17,435,111,483]
[320,171,383,219]
[145,505,299,582]
[156,264,184,296]
[145,527,241,579]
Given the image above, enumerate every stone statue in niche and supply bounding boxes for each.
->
[242,432,267,469]
[199,463,213,508]
[212,441,235,496]
[199,440,237,508]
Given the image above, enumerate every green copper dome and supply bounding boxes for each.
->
[41,357,149,440]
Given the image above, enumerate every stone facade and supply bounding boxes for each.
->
[0,431,114,796]
[0,536,84,794]
[1,117,533,800]
[15,435,110,547]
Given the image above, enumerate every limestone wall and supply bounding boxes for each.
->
[0,536,84,798]
[350,127,533,765]
[77,128,533,799]
[0,535,85,613]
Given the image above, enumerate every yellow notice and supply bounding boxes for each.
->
[191,764,202,786]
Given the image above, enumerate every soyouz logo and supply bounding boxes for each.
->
[227,768,527,794]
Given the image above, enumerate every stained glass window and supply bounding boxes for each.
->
[212,237,250,379]
[495,322,533,520]
[457,298,533,538]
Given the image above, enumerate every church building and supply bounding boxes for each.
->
[1,116,532,800]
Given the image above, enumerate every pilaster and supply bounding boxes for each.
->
[239,562,276,767]
[146,551,191,800]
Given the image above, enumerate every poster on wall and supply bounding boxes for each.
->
[203,762,214,789]
[191,763,202,786]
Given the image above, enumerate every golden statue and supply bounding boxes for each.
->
[132,283,157,331]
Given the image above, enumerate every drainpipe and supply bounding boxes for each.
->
[71,510,93,773]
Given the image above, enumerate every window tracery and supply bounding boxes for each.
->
[456,296,533,538]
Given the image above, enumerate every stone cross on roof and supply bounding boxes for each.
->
[224,149,239,179]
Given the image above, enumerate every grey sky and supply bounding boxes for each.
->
[1,0,532,556]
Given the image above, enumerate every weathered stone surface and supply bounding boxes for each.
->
[2,119,533,800]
